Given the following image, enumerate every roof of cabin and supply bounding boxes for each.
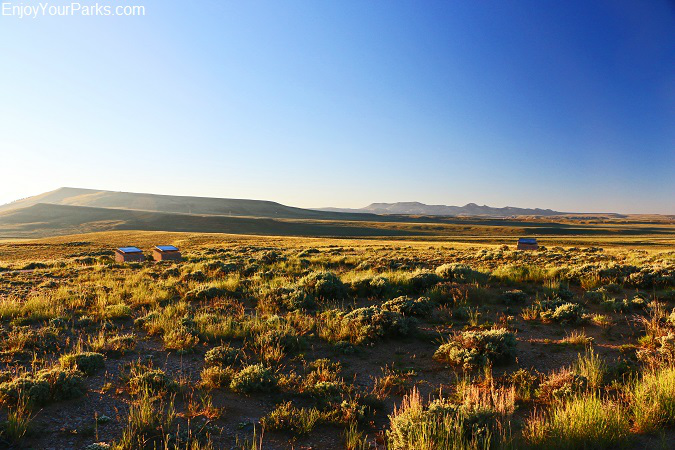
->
[117,246,143,253]
[155,245,179,252]
[517,238,538,244]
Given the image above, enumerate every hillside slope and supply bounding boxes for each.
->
[0,188,380,221]
[1,203,673,243]
[0,203,418,239]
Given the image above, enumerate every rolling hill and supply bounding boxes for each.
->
[3,188,605,220]
[1,202,673,244]
[0,188,380,221]
[0,203,418,239]
[0,188,671,241]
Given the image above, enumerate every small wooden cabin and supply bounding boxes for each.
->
[115,247,146,263]
[153,245,182,262]
[517,238,539,251]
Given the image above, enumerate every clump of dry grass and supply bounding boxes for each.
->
[524,393,629,449]
[573,347,606,390]
[631,365,675,433]
[387,387,511,450]
[560,330,593,346]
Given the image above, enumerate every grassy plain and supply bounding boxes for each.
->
[0,226,673,449]
[1,202,674,247]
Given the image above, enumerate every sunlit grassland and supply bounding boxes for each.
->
[0,224,672,449]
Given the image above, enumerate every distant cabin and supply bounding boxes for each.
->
[115,247,146,263]
[517,238,539,250]
[153,245,182,262]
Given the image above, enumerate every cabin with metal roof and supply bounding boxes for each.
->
[152,245,182,262]
[517,238,539,250]
[115,246,146,263]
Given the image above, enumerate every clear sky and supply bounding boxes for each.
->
[1,0,673,214]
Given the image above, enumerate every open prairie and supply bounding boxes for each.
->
[0,225,673,449]
[4,0,672,448]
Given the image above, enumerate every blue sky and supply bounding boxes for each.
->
[1,0,673,213]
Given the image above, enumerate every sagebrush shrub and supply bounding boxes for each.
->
[407,271,442,293]
[382,296,433,317]
[344,306,414,340]
[265,286,316,311]
[0,368,85,405]
[204,344,239,367]
[230,364,277,393]
[435,264,482,283]
[185,286,229,301]
[128,369,177,395]
[300,271,348,300]
[502,290,527,304]
[434,329,516,369]
[59,352,105,376]
[583,289,605,303]
[601,296,646,313]
[349,275,391,298]
[510,368,539,401]
[540,302,586,324]
[180,270,206,282]
[627,266,674,288]
[538,369,588,400]
[160,267,180,279]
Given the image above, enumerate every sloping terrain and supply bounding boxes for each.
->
[0,203,418,239]
[1,188,614,220]
[0,188,380,221]
[0,189,672,242]
[1,203,674,247]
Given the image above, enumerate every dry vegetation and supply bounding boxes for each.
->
[0,230,673,449]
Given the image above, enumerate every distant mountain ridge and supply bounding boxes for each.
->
[318,201,574,217]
